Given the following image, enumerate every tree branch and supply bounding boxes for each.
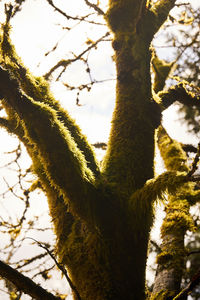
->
[1,22,100,175]
[0,66,98,224]
[106,0,146,32]
[0,117,12,132]
[84,0,105,16]
[157,81,200,110]
[182,144,198,154]
[44,32,109,80]
[151,124,194,299]
[46,0,101,25]
[0,259,61,300]
[150,0,176,34]
[29,239,82,300]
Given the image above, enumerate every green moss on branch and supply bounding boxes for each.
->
[0,24,99,176]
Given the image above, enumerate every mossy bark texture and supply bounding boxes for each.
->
[150,127,195,300]
[0,1,183,300]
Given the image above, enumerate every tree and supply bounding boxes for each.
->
[0,0,200,299]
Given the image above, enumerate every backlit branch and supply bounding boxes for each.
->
[0,23,100,175]
[84,0,105,15]
[150,0,176,34]
[0,259,61,300]
[157,81,200,110]
[46,0,103,25]
[29,238,82,300]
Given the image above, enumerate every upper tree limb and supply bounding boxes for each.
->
[103,0,163,196]
[0,24,99,176]
[150,0,176,34]
[0,66,99,225]
[135,0,176,42]
[156,82,200,110]
[106,0,146,32]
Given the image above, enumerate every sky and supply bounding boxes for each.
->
[0,0,200,299]
[9,0,115,146]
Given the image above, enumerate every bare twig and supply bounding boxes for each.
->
[187,249,200,257]
[92,142,107,149]
[16,252,48,269]
[84,0,105,15]
[4,3,13,23]
[46,0,103,25]
[27,238,82,300]
[44,32,109,79]
[182,144,197,154]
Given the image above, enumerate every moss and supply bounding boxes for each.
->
[156,127,195,235]
[150,290,175,300]
[103,3,161,198]
[106,0,143,32]
[184,189,200,205]
[152,54,175,93]
[160,194,195,237]
[157,126,189,172]
[58,219,114,300]
[0,23,99,176]
[0,65,99,225]
[151,0,176,30]
[130,171,187,207]
[1,23,16,59]
[153,126,196,298]
[102,47,155,195]
[128,170,190,243]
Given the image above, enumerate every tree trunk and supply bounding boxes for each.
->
[0,1,179,299]
[151,127,194,299]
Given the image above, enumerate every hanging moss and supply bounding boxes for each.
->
[130,171,188,207]
[152,53,175,93]
[0,24,99,176]
[157,126,189,172]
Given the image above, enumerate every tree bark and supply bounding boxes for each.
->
[0,1,180,299]
[151,127,194,299]
[0,260,61,300]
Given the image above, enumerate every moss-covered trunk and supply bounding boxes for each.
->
[150,127,194,299]
[0,1,180,300]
